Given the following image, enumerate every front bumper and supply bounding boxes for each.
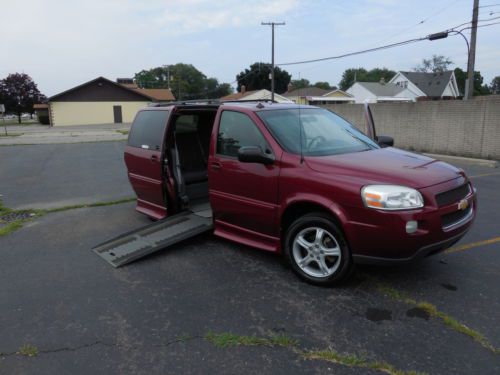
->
[343,178,476,264]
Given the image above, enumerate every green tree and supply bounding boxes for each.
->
[313,81,334,90]
[134,64,231,100]
[290,78,310,90]
[338,67,395,91]
[236,62,291,94]
[454,68,490,96]
[414,55,453,73]
[490,76,500,94]
[0,73,46,123]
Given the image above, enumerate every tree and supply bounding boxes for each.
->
[313,81,334,90]
[454,68,490,96]
[0,73,46,123]
[236,62,291,94]
[290,78,310,90]
[490,76,500,94]
[134,64,231,100]
[414,55,453,73]
[338,67,396,91]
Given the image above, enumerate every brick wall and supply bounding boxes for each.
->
[321,97,500,160]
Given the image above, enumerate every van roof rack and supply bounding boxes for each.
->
[149,98,279,107]
[150,99,221,107]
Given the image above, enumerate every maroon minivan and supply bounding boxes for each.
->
[123,102,476,285]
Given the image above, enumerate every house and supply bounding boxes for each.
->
[221,86,291,103]
[346,81,416,103]
[389,71,460,99]
[45,77,175,126]
[284,87,355,104]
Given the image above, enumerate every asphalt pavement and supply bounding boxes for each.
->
[0,142,499,374]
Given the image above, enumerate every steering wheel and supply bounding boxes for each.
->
[307,136,326,149]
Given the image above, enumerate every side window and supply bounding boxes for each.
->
[128,110,169,150]
[217,111,269,158]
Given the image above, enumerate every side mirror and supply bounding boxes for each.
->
[376,135,394,148]
[238,146,274,165]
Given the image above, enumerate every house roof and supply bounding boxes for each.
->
[131,88,175,101]
[220,90,260,101]
[49,76,156,102]
[399,71,454,97]
[283,87,329,97]
[356,82,406,96]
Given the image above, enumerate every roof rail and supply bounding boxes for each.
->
[220,99,278,104]
[149,99,221,107]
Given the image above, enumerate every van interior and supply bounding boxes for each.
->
[169,108,218,215]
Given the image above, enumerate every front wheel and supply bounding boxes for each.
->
[284,213,353,286]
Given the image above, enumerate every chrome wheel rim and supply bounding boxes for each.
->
[292,227,341,278]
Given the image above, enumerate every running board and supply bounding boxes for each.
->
[92,211,213,268]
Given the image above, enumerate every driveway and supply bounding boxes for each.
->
[0,142,499,374]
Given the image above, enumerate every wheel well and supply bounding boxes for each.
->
[281,202,341,234]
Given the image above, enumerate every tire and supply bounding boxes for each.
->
[284,213,353,286]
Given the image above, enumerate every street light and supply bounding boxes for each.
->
[427,31,470,99]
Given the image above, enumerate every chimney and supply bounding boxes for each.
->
[287,82,293,92]
[241,85,246,94]
[379,77,386,85]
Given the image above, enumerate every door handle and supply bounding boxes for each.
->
[211,162,221,170]
[150,155,159,162]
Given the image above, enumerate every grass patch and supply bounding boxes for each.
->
[17,344,38,357]
[0,220,24,237]
[205,331,297,349]
[116,130,129,135]
[304,349,425,375]
[375,281,499,354]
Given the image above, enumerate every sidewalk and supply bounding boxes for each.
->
[0,123,131,145]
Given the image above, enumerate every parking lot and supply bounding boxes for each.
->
[0,141,499,374]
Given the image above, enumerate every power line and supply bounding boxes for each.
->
[277,37,427,66]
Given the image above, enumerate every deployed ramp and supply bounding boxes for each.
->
[93,206,212,268]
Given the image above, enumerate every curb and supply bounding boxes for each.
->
[424,153,498,168]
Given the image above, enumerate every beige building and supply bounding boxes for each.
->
[221,86,292,103]
[47,77,175,126]
[284,87,355,105]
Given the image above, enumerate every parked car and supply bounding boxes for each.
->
[121,101,476,285]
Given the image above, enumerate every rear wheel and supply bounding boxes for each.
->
[284,213,353,286]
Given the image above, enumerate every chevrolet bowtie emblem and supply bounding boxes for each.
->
[458,199,469,211]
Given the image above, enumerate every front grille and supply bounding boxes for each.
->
[442,205,473,230]
[435,183,470,207]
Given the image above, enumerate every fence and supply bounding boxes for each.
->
[320,96,500,160]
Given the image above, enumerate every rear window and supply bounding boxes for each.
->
[128,110,169,150]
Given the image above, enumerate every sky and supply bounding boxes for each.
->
[1,0,498,96]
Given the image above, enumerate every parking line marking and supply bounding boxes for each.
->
[445,236,500,254]
[469,172,500,179]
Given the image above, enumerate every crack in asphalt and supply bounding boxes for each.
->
[0,336,205,359]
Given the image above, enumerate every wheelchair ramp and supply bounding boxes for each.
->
[93,210,212,268]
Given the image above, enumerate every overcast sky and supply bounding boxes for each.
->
[1,0,498,96]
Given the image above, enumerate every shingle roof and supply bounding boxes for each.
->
[356,82,406,96]
[283,87,329,97]
[133,88,175,101]
[220,90,259,100]
[400,71,453,97]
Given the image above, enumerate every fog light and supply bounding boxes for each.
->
[406,220,418,234]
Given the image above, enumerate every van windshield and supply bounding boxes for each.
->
[257,108,379,156]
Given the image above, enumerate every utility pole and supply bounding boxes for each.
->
[465,0,479,100]
[261,21,285,101]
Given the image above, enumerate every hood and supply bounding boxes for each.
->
[305,147,464,189]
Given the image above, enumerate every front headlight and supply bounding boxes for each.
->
[361,185,424,210]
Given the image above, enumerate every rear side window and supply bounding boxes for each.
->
[217,111,269,158]
[128,110,169,150]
